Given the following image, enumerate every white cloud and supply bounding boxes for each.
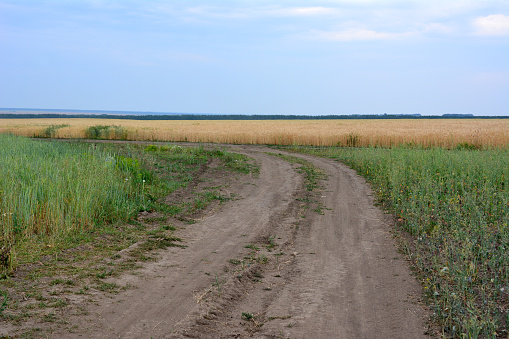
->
[307,21,458,42]
[131,1,509,41]
[268,7,338,17]
[310,28,416,41]
[473,14,509,36]
[421,23,454,34]
[179,6,339,19]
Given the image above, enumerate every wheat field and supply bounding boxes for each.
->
[1,118,508,148]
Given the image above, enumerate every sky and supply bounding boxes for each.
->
[0,0,508,116]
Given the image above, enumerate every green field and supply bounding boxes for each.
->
[0,135,258,327]
[0,134,145,269]
[1,133,508,337]
[284,145,509,338]
[0,135,257,270]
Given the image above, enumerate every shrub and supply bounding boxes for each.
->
[39,124,69,138]
[85,125,128,139]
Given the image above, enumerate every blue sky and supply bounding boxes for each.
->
[1,0,508,115]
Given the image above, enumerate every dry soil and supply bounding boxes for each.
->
[47,144,429,338]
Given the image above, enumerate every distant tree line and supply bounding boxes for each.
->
[0,113,507,120]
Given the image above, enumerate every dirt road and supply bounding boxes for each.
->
[56,145,429,338]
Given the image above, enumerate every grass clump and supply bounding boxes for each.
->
[288,145,509,338]
[219,151,259,174]
[267,152,325,191]
[241,312,254,320]
[115,155,153,184]
[134,144,258,213]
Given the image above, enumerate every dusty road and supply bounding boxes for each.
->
[56,145,429,338]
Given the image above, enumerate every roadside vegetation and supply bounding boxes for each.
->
[283,145,509,338]
[0,134,258,331]
[0,134,143,272]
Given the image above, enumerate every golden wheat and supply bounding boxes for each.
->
[0,118,507,148]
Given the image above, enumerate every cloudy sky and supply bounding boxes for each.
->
[1,0,508,115]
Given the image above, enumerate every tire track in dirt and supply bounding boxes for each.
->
[55,146,304,338]
[249,151,430,339]
[53,144,429,338]
[166,147,429,339]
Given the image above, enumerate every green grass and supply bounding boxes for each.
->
[0,137,259,331]
[267,152,325,192]
[268,152,328,217]
[138,144,257,213]
[284,145,509,338]
[0,138,258,274]
[0,134,143,271]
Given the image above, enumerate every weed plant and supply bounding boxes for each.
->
[288,145,509,338]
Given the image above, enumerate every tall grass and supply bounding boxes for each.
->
[0,134,142,271]
[289,146,509,337]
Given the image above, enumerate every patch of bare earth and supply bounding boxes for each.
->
[2,144,430,338]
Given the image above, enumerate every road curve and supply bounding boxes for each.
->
[55,144,428,339]
[252,149,429,339]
